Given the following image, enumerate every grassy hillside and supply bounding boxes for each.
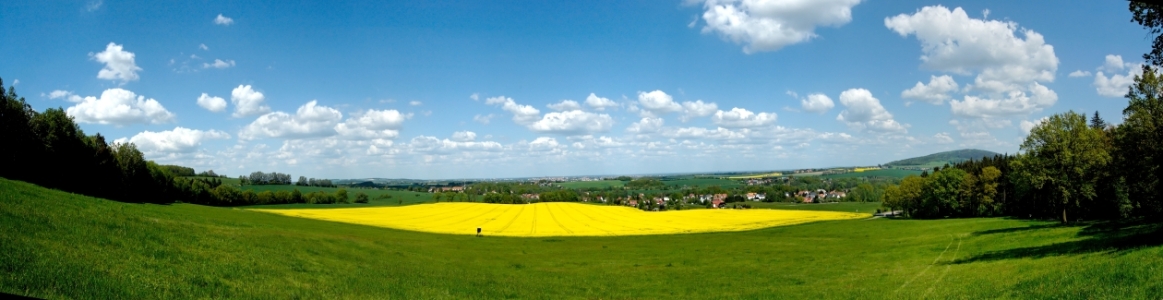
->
[884,149,1001,168]
[2,178,1161,299]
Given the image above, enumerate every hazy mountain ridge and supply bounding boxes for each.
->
[884,149,1002,168]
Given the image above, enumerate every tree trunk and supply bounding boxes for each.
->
[1062,207,1068,224]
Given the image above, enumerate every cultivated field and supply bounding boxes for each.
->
[726,172,783,179]
[253,202,866,237]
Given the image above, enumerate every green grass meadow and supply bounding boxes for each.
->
[3,178,1162,299]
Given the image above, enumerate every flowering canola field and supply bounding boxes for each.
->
[253,202,867,237]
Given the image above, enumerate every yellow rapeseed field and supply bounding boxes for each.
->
[253,202,867,237]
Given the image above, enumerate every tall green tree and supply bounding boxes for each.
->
[1091,111,1107,129]
[1013,111,1111,223]
[897,175,925,217]
[1115,65,1163,216]
[918,168,966,218]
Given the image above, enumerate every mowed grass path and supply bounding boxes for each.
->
[2,178,1161,299]
[253,202,866,237]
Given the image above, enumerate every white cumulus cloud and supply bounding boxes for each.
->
[885,6,1058,87]
[547,100,583,111]
[90,42,142,84]
[637,90,683,115]
[700,0,863,53]
[585,93,619,110]
[836,88,907,133]
[527,137,564,152]
[1094,69,1139,98]
[335,109,410,140]
[1068,70,1092,78]
[46,90,83,102]
[635,90,720,121]
[240,100,343,140]
[800,93,834,114]
[627,117,665,134]
[214,14,234,26]
[115,127,231,154]
[712,107,777,128]
[202,59,235,69]
[486,96,541,125]
[66,88,175,126]
[887,5,1059,118]
[528,110,615,135]
[950,83,1057,118]
[681,100,718,121]
[231,85,271,118]
[451,131,477,142]
[1092,55,1141,98]
[901,75,959,105]
[408,136,503,154]
[664,126,748,141]
[196,93,227,112]
[1101,54,1133,73]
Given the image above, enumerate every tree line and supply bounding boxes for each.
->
[882,77,1162,223]
[242,171,292,185]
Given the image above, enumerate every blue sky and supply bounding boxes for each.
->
[0,0,1149,179]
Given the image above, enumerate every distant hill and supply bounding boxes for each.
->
[884,149,1001,168]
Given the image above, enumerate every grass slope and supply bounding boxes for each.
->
[884,149,1001,168]
[3,178,1161,299]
